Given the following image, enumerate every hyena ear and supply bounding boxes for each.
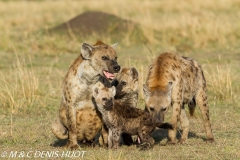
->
[111,86,116,96]
[166,82,173,96]
[111,43,118,51]
[81,43,94,59]
[111,79,119,87]
[143,84,150,98]
[93,87,99,98]
[130,67,138,80]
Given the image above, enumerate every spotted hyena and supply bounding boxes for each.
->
[52,67,138,148]
[93,85,173,150]
[51,40,120,149]
[99,67,139,146]
[143,52,214,144]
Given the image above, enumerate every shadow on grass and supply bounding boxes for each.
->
[51,139,98,148]
[152,128,205,143]
[50,129,207,148]
[50,139,67,147]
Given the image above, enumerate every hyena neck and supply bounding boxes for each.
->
[77,60,100,83]
[115,91,138,107]
[96,104,113,125]
[95,103,107,115]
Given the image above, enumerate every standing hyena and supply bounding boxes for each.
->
[143,52,214,144]
[51,40,120,149]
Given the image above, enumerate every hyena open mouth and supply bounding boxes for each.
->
[103,70,115,80]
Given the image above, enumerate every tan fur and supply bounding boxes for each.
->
[51,40,120,149]
[99,67,139,146]
[52,67,139,147]
[93,85,173,150]
[143,52,214,144]
[112,67,139,106]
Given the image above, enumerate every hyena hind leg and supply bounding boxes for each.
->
[99,124,109,148]
[51,118,68,140]
[195,88,214,142]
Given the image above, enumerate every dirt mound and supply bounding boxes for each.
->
[50,11,145,43]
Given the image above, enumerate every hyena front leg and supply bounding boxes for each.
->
[65,101,78,150]
[108,129,113,149]
[111,128,121,150]
[179,107,189,143]
[196,87,214,142]
[99,124,108,148]
[168,85,183,144]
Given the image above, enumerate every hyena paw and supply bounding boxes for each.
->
[69,144,79,150]
[137,142,152,151]
[167,140,177,145]
[179,138,187,144]
[64,141,79,150]
[205,138,215,143]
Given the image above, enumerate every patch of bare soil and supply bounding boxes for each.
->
[50,11,145,42]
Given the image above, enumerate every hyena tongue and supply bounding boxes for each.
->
[137,136,141,144]
[103,71,115,80]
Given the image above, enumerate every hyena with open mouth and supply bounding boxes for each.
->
[51,40,120,149]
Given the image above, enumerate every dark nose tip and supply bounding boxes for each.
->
[107,101,113,107]
[113,65,120,72]
[105,99,113,110]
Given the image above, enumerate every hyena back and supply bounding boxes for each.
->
[143,52,214,144]
[93,85,173,150]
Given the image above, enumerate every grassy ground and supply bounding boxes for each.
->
[0,0,240,159]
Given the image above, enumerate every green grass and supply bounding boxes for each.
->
[0,0,240,159]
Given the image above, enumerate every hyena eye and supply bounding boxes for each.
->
[149,107,154,111]
[161,108,167,112]
[102,56,108,60]
[102,98,107,101]
[121,81,127,85]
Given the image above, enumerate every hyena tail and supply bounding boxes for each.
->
[51,118,68,139]
[156,122,173,130]
[188,98,196,117]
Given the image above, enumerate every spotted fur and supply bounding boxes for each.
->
[93,85,173,150]
[51,41,120,149]
[143,52,214,144]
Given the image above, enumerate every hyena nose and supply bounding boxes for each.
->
[113,65,120,72]
[105,99,113,110]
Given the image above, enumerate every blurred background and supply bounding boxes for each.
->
[0,0,239,159]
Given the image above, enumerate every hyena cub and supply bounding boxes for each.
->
[143,52,214,144]
[99,67,139,146]
[93,85,173,150]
